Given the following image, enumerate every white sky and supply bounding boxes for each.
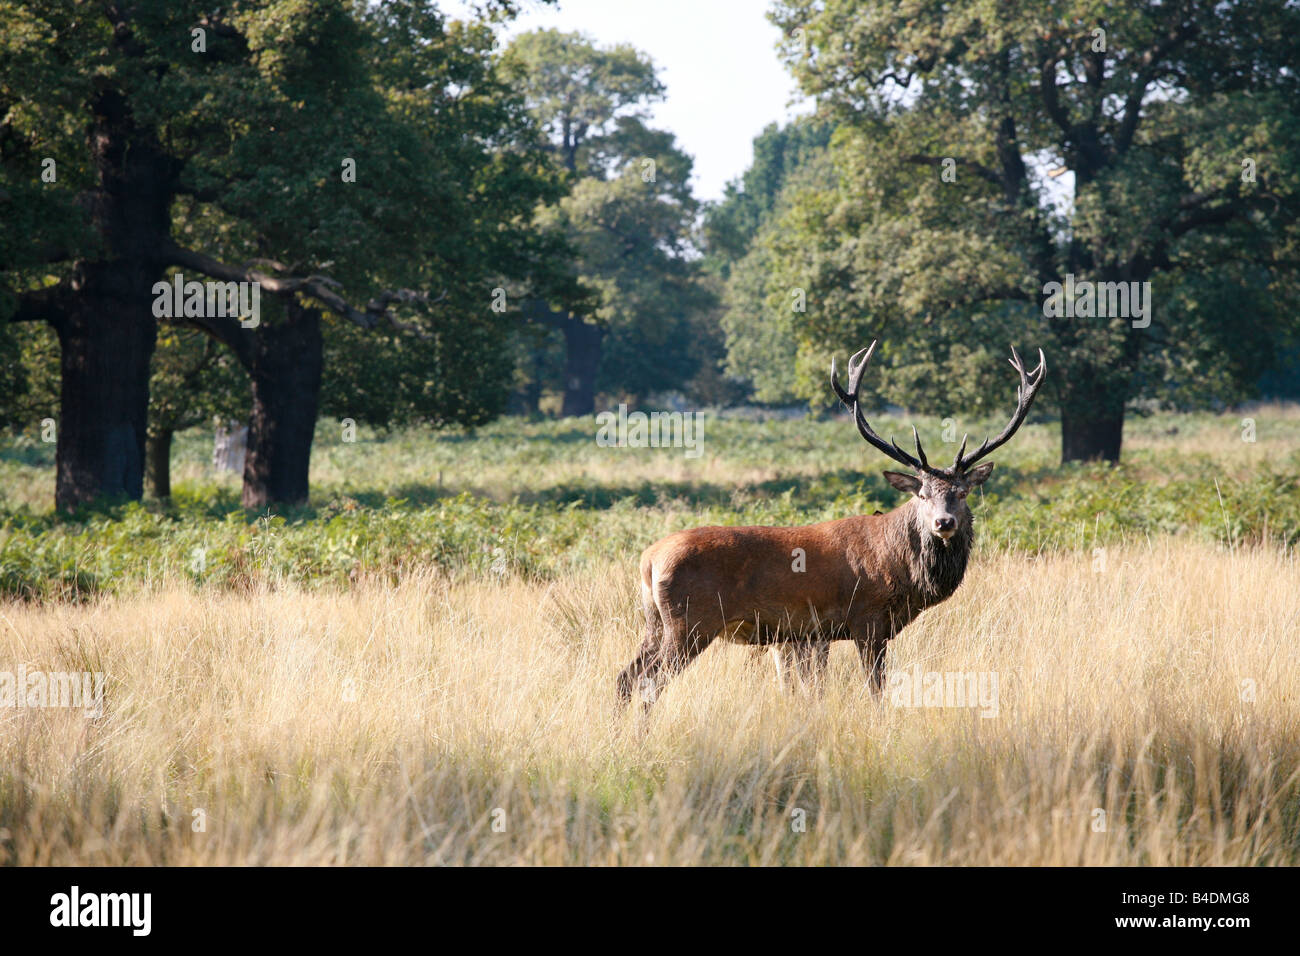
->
[448,0,812,202]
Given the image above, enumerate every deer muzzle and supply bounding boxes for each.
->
[933,515,957,539]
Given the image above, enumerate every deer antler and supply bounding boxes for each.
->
[953,346,1047,472]
[831,341,943,475]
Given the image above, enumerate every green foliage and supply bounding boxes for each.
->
[150,328,248,435]
[726,0,1300,451]
[0,322,57,432]
[703,117,833,273]
[188,2,570,429]
[505,29,717,403]
[0,1,99,287]
[713,143,838,404]
[2,408,1296,600]
[503,29,664,176]
[1,0,575,452]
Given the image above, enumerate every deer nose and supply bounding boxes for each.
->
[933,516,956,535]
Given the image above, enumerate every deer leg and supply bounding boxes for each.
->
[617,595,665,704]
[793,638,830,690]
[637,612,717,709]
[855,624,890,696]
[770,637,830,694]
[616,645,660,705]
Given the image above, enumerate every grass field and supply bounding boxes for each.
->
[2,406,1299,864]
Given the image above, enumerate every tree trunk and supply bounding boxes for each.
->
[51,87,175,510]
[54,301,157,508]
[561,318,602,417]
[1060,402,1125,463]
[146,428,174,499]
[1054,306,1139,465]
[241,300,323,509]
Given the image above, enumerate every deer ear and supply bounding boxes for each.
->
[883,471,922,494]
[965,461,995,486]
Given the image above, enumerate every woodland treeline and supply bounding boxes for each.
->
[3,1,1299,511]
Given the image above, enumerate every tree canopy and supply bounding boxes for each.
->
[505,30,716,413]
[1,0,574,507]
[724,0,1300,460]
[4,0,1300,514]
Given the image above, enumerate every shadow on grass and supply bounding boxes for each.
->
[0,458,1086,529]
[426,424,596,446]
[503,471,868,509]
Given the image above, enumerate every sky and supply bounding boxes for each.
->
[448,0,812,203]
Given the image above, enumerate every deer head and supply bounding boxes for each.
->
[831,341,1046,540]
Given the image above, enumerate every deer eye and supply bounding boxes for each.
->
[915,492,926,500]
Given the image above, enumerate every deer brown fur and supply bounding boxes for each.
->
[616,341,1045,707]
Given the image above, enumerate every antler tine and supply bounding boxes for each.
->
[957,346,1048,472]
[909,424,928,469]
[830,340,934,474]
[951,433,969,470]
[831,343,876,408]
[847,344,873,386]
[1007,346,1046,384]
[830,358,851,406]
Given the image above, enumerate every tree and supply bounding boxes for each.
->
[703,117,832,275]
[2,0,566,508]
[766,0,1300,461]
[1,1,186,508]
[506,30,710,415]
[704,118,833,402]
[164,3,570,506]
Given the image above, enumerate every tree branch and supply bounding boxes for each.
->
[1135,189,1268,274]
[992,49,1028,204]
[7,281,74,328]
[175,311,248,361]
[1039,46,1074,138]
[161,243,440,339]
[1115,18,1198,155]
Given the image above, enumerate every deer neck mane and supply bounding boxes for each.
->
[889,498,974,606]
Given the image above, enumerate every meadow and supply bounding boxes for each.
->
[1,405,1299,864]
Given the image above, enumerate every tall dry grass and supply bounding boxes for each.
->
[2,540,1297,865]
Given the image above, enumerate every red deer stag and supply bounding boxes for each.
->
[616,341,1045,706]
